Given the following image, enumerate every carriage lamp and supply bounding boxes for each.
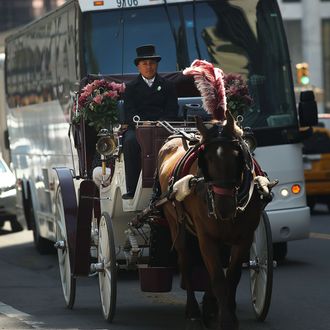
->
[96,129,117,157]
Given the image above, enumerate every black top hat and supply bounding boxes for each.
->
[134,44,161,66]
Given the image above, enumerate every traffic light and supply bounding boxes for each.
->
[296,62,310,85]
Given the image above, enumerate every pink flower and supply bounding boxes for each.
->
[83,84,94,95]
[73,79,126,130]
[93,94,103,104]
[109,81,126,93]
[106,90,118,99]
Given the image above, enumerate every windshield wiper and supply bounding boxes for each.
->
[163,0,189,69]
[192,0,201,59]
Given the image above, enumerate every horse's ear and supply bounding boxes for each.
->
[224,110,244,137]
[195,116,208,140]
[226,110,235,129]
[223,110,236,136]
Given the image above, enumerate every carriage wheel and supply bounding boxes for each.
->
[98,212,117,322]
[249,211,273,321]
[55,187,76,309]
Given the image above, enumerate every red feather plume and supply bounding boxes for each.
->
[183,59,226,121]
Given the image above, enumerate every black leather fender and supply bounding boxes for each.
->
[53,167,97,276]
[53,167,78,273]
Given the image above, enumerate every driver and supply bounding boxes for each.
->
[122,44,179,199]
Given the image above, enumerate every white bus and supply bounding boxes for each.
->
[0,53,10,165]
[4,0,316,258]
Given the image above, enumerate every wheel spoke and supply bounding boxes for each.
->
[249,211,273,321]
[98,213,117,322]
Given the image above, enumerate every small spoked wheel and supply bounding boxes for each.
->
[98,212,117,322]
[55,187,76,309]
[249,211,273,321]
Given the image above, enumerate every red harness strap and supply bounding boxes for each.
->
[180,149,199,178]
[170,146,201,180]
[253,158,264,176]
[212,185,236,197]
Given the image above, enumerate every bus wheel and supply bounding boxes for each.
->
[11,218,23,232]
[28,195,54,254]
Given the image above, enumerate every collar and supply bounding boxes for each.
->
[142,75,156,87]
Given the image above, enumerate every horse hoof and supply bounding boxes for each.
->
[185,318,205,330]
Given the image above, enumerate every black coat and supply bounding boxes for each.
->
[123,74,179,124]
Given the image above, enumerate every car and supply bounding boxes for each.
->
[318,113,330,130]
[303,114,330,212]
[0,156,22,232]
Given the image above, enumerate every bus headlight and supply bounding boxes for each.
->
[280,188,289,197]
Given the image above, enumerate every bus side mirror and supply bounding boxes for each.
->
[298,90,318,127]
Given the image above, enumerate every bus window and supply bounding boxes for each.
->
[82,0,296,132]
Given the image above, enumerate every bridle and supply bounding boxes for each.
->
[197,134,255,219]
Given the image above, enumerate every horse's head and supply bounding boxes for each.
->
[196,113,252,220]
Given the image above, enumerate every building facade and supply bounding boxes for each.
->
[0,0,65,32]
[279,0,330,112]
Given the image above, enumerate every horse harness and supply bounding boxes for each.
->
[167,132,257,223]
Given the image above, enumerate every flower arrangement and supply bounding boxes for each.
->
[73,79,125,131]
[224,73,252,118]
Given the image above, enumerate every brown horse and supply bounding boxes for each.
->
[157,114,269,330]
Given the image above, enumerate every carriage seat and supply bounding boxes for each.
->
[77,72,204,180]
[81,72,207,121]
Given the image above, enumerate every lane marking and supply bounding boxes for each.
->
[0,301,44,328]
[310,232,330,240]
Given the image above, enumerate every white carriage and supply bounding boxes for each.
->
[54,74,274,323]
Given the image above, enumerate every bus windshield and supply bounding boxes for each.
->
[82,0,297,132]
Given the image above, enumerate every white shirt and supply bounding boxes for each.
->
[142,76,155,87]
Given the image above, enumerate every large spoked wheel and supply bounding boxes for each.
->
[98,212,117,322]
[55,187,76,309]
[249,211,273,321]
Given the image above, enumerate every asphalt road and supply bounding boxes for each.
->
[0,205,329,330]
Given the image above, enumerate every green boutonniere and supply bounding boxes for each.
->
[157,85,162,91]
